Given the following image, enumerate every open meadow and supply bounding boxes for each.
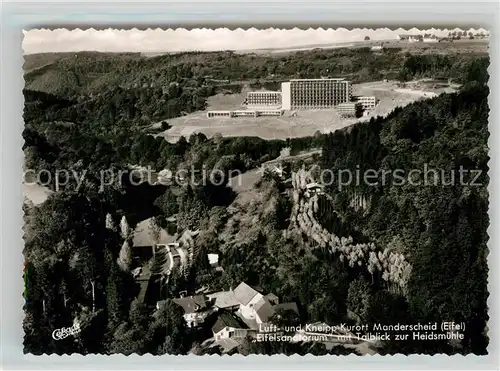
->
[157,79,458,142]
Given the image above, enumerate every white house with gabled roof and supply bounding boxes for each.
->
[234,282,264,321]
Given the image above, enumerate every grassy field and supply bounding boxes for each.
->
[247,38,489,56]
[156,79,458,142]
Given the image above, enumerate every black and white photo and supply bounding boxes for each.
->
[22,26,490,356]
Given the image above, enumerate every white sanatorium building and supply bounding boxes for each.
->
[335,102,363,117]
[206,109,284,118]
[355,96,377,110]
[206,78,378,118]
[247,91,282,108]
[281,78,352,110]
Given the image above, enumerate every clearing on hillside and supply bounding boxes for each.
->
[156,80,458,142]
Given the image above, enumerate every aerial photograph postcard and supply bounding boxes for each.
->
[22,27,490,356]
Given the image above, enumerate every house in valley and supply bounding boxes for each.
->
[208,282,299,351]
[164,295,215,328]
[207,253,223,271]
[132,218,196,277]
[161,281,300,351]
[131,217,193,307]
[132,217,176,257]
[233,282,265,321]
[206,290,240,311]
[211,311,249,353]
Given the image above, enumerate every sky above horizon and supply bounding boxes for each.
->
[23,27,488,54]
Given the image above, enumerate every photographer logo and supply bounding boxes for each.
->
[52,322,81,340]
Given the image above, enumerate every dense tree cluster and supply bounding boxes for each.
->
[398,54,489,84]
[290,169,412,293]
[25,48,488,99]
[320,83,489,354]
[23,87,291,190]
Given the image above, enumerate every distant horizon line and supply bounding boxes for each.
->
[23,27,491,55]
[23,34,490,56]
[23,39,387,55]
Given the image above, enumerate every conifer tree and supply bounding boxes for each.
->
[117,241,132,272]
[105,213,116,231]
[120,215,130,239]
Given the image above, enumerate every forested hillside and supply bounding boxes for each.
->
[320,83,489,354]
[25,48,488,100]
[22,48,489,181]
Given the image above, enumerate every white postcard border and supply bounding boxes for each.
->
[1,1,498,370]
